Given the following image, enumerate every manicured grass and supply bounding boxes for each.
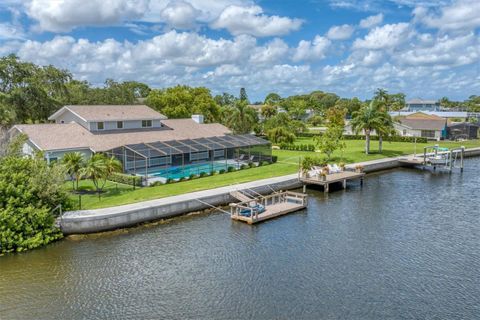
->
[68,139,480,210]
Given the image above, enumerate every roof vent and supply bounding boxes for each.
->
[192,114,204,124]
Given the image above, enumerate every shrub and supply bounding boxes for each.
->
[227,166,236,172]
[199,171,208,177]
[271,156,278,163]
[166,178,173,184]
[297,132,428,143]
[279,143,315,152]
[248,162,255,168]
[261,161,270,166]
[219,169,226,174]
[110,172,143,187]
[149,181,163,187]
[189,173,196,180]
[266,127,296,144]
[240,164,248,170]
[0,155,70,253]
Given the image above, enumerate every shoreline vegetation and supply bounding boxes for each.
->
[68,138,480,210]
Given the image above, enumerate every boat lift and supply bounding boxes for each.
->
[421,144,465,172]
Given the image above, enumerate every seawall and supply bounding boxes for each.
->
[59,147,480,235]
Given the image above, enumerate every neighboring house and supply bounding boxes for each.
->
[394,112,447,141]
[447,122,480,140]
[405,98,440,112]
[10,105,271,178]
[389,110,468,121]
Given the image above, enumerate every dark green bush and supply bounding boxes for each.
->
[240,164,248,170]
[189,173,196,180]
[279,143,315,151]
[219,169,226,174]
[199,171,207,177]
[227,166,236,172]
[110,172,143,187]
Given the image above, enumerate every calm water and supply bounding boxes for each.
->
[1,160,480,319]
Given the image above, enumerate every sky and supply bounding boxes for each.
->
[0,0,479,102]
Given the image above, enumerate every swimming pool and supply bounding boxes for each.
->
[144,160,241,180]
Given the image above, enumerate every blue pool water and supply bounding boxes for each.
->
[147,161,240,180]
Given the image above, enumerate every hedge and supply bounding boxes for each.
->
[279,143,315,152]
[110,172,144,187]
[298,132,427,143]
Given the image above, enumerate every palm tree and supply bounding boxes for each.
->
[225,100,258,134]
[62,152,85,190]
[81,154,107,193]
[350,101,386,154]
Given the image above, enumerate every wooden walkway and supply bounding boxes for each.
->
[299,170,365,193]
[230,191,307,224]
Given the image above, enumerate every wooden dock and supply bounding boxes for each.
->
[299,170,365,193]
[230,191,307,224]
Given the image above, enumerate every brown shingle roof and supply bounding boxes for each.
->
[49,105,167,121]
[14,119,231,152]
[400,119,446,130]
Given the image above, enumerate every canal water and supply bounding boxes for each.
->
[1,160,479,319]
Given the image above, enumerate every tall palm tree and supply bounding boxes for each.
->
[62,152,85,190]
[81,153,107,193]
[350,102,386,154]
[225,100,258,134]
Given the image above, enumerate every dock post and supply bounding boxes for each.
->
[360,178,364,187]
[303,184,306,193]
[461,146,465,172]
[342,179,347,189]
[324,183,329,193]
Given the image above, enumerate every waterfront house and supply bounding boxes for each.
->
[394,112,447,141]
[10,105,272,179]
[405,98,440,112]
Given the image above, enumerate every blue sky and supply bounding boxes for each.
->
[0,0,479,102]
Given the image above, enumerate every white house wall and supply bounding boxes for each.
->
[54,110,88,129]
[90,119,162,131]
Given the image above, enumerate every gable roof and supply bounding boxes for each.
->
[48,105,167,122]
[399,119,446,131]
[404,112,444,120]
[14,119,231,152]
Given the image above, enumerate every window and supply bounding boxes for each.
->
[421,130,435,138]
[117,121,123,129]
[97,122,104,130]
[142,120,152,128]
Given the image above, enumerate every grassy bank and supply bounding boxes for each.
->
[68,139,480,209]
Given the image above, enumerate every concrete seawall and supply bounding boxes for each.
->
[59,147,480,235]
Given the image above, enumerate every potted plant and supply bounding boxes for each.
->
[321,166,329,180]
[355,164,364,173]
[339,162,346,171]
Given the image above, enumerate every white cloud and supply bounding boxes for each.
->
[158,1,200,29]
[21,0,253,32]
[353,23,411,50]
[250,38,289,64]
[326,24,355,40]
[293,36,331,61]
[359,13,383,28]
[414,0,480,31]
[27,0,149,32]
[398,33,479,67]
[0,22,25,40]
[210,5,303,37]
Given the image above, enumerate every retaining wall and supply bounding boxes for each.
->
[60,147,480,235]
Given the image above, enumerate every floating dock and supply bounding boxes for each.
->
[230,191,307,224]
[299,170,365,193]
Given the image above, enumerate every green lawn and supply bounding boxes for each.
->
[68,138,480,210]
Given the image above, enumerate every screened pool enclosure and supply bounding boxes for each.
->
[105,134,272,182]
